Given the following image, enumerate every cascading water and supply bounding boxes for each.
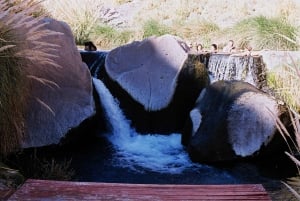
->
[93,78,200,174]
[208,53,267,90]
[72,51,297,199]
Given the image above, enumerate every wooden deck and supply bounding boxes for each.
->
[6,179,271,201]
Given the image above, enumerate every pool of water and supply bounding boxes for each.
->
[67,77,299,200]
[66,134,299,201]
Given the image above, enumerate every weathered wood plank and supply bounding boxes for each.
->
[8,179,271,201]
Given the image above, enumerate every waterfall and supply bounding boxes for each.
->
[93,78,200,174]
[208,54,266,89]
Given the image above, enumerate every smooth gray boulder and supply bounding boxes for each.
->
[22,18,95,148]
[105,34,189,111]
[102,34,208,133]
[183,80,290,162]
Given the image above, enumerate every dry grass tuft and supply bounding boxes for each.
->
[268,63,300,112]
[274,52,300,198]
[215,16,299,51]
[6,150,75,181]
[0,0,61,156]
[41,0,104,44]
[277,108,300,199]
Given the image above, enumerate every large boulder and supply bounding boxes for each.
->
[22,18,95,148]
[101,34,209,133]
[183,80,290,163]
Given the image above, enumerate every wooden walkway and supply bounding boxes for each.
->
[6,179,271,201]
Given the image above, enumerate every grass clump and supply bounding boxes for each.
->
[267,62,300,112]
[277,108,300,200]
[39,158,75,180]
[91,24,134,49]
[5,150,75,181]
[27,157,75,180]
[224,16,299,50]
[0,0,61,156]
[0,34,26,156]
[142,19,170,39]
[42,0,103,45]
[274,34,300,199]
[267,34,300,112]
[0,0,31,156]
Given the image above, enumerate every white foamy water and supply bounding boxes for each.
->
[93,78,200,174]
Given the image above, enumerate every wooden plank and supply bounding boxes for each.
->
[8,179,271,201]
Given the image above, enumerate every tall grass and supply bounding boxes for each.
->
[267,61,300,112]
[0,32,25,157]
[273,34,300,199]
[0,0,61,156]
[42,0,103,45]
[277,108,300,199]
[222,16,299,50]
[266,32,300,112]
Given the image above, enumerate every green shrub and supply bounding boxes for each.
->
[142,19,170,38]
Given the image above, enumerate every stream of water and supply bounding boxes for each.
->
[72,51,300,200]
